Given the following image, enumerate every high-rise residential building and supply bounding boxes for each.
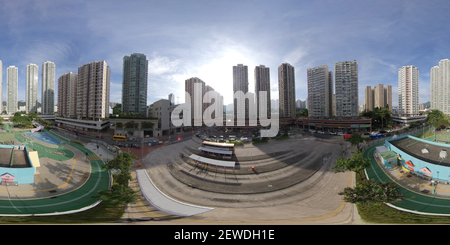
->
[278,62,296,118]
[384,85,392,110]
[233,64,249,119]
[398,65,419,116]
[6,66,18,114]
[307,64,332,117]
[185,77,205,125]
[431,59,450,114]
[76,60,110,120]
[254,65,271,119]
[364,86,374,112]
[41,61,55,115]
[121,53,148,115]
[58,72,77,118]
[374,84,385,109]
[26,64,39,113]
[334,60,358,116]
[0,61,2,112]
[168,93,175,105]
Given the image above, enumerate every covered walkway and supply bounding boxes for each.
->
[189,154,236,168]
[136,169,214,216]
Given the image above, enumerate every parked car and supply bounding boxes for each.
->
[337,132,344,136]
[96,135,104,139]
[240,137,248,142]
[317,131,325,134]
[329,131,337,135]
[309,130,316,133]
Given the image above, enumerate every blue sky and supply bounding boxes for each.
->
[0,0,449,108]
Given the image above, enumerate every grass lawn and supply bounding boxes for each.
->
[0,202,125,224]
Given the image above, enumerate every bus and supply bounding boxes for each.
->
[113,135,127,141]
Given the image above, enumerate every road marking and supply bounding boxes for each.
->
[149,169,153,174]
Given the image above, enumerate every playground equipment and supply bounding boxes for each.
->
[31,122,44,133]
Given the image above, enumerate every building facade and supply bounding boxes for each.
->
[121,53,148,115]
[307,64,332,118]
[431,59,450,114]
[0,61,2,113]
[7,66,18,114]
[41,61,55,115]
[233,64,249,119]
[278,62,296,118]
[398,65,419,116]
[26,64,39,113]
[57,72,77,118]
[384,85,392,110]
[185,77,205,126]
[76,60,110,120]
[364,86,374,112]
[334,60,358,116]
[373,84,385,109]
[254,65,271,119]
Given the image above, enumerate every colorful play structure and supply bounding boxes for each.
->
[31,122,44,133]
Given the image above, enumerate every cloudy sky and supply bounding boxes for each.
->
[1,0,449,108]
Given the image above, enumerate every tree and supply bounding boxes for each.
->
[347,133,364,152]
[96,184,139,206]
[102,152,134,174]
[141,121,154,129]
[339,179,407,205]
[332,151,371,181]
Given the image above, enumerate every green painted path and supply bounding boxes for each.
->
[0,130,110,215]
[365,144,450,215]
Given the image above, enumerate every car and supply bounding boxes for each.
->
[309,130,316,133]
[329,131,337,135]
[96,135,104,139]
[317,131,325,134]
[337,132,344,136]
[240,137,248,142]
[79,132,86,135]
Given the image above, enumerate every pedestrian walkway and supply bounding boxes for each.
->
[135,169,214,216]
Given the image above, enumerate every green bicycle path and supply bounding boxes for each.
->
[365,144,450,215]
[0,131,110,215]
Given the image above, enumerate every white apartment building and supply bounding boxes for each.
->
[7,66,18,114]
[307,64,333,117]
[398,65,419,116]
[185,77,205,126]
[335,60,358,116]
[431,59,450,114]
[26,63,39,113]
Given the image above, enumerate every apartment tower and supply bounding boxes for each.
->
[398,65,419,116]
[364,86,374,112]
[57,72,77,118]
[185,77,205,126]
[122,53,148,115]
[384,85,392,110]
[278,62,296,118]
[7,66,18,114]
[307,64,333,117]
[431,59,450,114]
[76,60,110,120]
[26,64,39,113]
[254,65,271,119]
[41,61,55,115]
[233,64,249,119]
[334,60,358,116]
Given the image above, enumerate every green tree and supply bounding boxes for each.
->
[347,133,364,152]
[102,152,134,174]
[115,122,123,128]
[332,151,371,181]
[96,184,139,206]
[141,121,154,129]
[339,179,407,205]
